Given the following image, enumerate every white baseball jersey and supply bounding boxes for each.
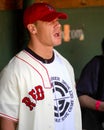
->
[0,48,82,130]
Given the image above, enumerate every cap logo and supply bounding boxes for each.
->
[45,4,55,11]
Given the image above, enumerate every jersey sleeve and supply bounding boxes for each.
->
[76,56,100,97]
[0,60,19,121]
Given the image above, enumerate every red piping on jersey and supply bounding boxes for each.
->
[0,112,18,122]
[16,50,52,89]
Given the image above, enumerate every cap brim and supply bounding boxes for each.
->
[40,12,68,22]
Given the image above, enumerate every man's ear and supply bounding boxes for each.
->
[27,24,37,34]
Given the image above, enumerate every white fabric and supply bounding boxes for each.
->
[44,53,75,130]
[0,49,82,130]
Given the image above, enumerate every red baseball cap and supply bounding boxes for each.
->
[23,2,68,27]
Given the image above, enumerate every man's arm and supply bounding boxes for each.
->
[79,95,104,111]
[0,116,17,130]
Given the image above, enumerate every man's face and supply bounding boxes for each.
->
[35,18,62,47]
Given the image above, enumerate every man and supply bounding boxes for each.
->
[0,2,82,130]
[77,39,104,130]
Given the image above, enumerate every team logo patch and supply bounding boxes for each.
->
[51,76,74,122]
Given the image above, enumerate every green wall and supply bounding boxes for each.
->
[0,10,23,70]
[56,6,104,80]
[0,3,104,80]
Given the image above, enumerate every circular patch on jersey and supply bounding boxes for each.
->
[51,77,74,122]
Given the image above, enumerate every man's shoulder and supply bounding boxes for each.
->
[89,55,104,65]
[87,55,103,63]
[54,49,67,60]
[82,55,103,71]
[93,55,103,59]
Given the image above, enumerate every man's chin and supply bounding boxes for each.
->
[54,42,62,47]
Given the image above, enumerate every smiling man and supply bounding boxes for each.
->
[0,2,82,130]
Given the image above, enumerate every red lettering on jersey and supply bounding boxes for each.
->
[22,85,44,110]
[29,89,37,100]
[35,85,44,100]
[29,85,44,100]
[22,97,36,111]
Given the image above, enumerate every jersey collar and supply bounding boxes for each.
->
[25,47,54,64]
